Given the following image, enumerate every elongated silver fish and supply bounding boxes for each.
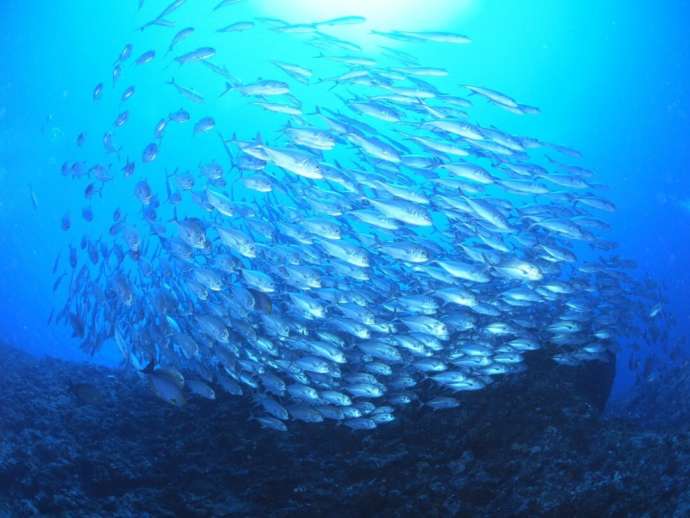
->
[52,4,663,436]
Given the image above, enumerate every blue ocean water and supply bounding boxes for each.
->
[0,0,688,397]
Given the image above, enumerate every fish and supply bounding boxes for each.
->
[465,85,519,108]
[175,47,216,66]
[142,143,158,162]
[316,16,367,27]
[649,303,662,318]
[169,108,191,123]
[166,27,195,54]
[114,111,129,127]
[139,0,185,31]
[218,21,254,33]
[273,61,313,83]
[52,6,663,435]
[221,80,290,97]
[396,30,471,45]
[166,78,205,104]
[142,362,186,406]
[121,86,135,102]
[135,50,156,65]
[92,83,103,101]
[60,213,71,231]
[116,43,133,63]
[260,145,324,179]
[193,116,216,134]
[255,102,303,117]
[426,396,460,410]
[212,0,244,11]
[187,379,216,399]
[29,185,38,210]
[112,63,122,85]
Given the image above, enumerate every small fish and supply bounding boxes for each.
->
[273,61,313,83]
[82,206,94,222]
[143,362,186,406]
[213,0,244,10]
[169,108,190,122]
[122,159,136,176]
[61,213,71,231]
[193,116,216,134]
[217,21,254,32]
[649,303,662,318]
[114,111,129,127]
[426,397,460,410]
[221,80,290,97]
[138,1,181,31]
[175,47,215,65]
[135,50,156,65]
[316,16,366,27]
[166,27,195,54]
[142,143,158,163]
[49,6,663,436]
[154,118,168,139]
[29,185,38,210]
[166,78,205,103]
[92,83,103,101]
[116,43,133,63]
[112,63,121,85]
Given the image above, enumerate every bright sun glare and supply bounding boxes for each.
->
[259,0,475,31]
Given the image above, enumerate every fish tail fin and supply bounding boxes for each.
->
[226,132,238,145]
[141,359,156,374]
[219,81,234,98]
[306,106,322,117]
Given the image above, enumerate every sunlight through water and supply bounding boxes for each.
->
[258,0,476,31]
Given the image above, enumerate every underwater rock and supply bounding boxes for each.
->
[2,342,689,516]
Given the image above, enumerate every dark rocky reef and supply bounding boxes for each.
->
[1,342,689,517]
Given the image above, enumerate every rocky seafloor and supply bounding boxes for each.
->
[1,341,689,517]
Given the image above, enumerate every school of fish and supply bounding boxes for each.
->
[51,0,663,431]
